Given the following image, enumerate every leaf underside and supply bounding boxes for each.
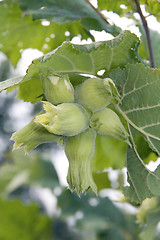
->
[1,30,138,102]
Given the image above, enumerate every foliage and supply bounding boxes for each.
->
[0,198,51,240]
[0,150,60,195]
[1,0,160,239]
[0,149,140,240]
[57,190,140,240]
[0,0,92,66]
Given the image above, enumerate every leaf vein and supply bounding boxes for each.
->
[89,54,95,73]
[107,48,113,71]
[115,105,160,141]
[122,78,160,100]
[124,104,160,114]
[141,122,160,130]
[146,136,160,155]
[56,53,76,70]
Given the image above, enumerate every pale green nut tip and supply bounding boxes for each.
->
[104,78,120,104]
[64,128,97,195]
[90,108,129,143]
[75,77,120,112]
[35,102,90,137]
[41,74,74,105]
[11,113,61,153]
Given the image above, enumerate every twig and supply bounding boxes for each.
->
[85,0,110,25]
[134,0,155,68]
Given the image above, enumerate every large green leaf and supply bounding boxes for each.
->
[134,134,157,164]
[0,76,23,92]
[15,0,121,35]
[92,135,127,171]
[147,165,160,196]
[121,126,159,204]
[123,146,153,204]
[113,63,160,157]
[92,171,111,192]
[0,31,138,102]
[0,0,91,66]
[0,199,51,240]
[109,63,160,203]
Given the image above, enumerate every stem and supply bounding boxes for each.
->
[85,0,110,25]
[134,0,156,68]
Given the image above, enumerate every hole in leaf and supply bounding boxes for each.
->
[50,33,55,39]
[40,6,46,10]
[75,211,84,220]
[135,134,158,164]
[97,69,105,76]
[89,0,97,8]
[53,187,62,196]
[120,4,127,9]
[88,198,99,207]
[41,20,50,26]
[80,73,95,78]
[42,44,49,49]
[65,31,70,37]
[45,37,50,42]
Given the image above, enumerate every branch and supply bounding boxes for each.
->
[134,0,156,68]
